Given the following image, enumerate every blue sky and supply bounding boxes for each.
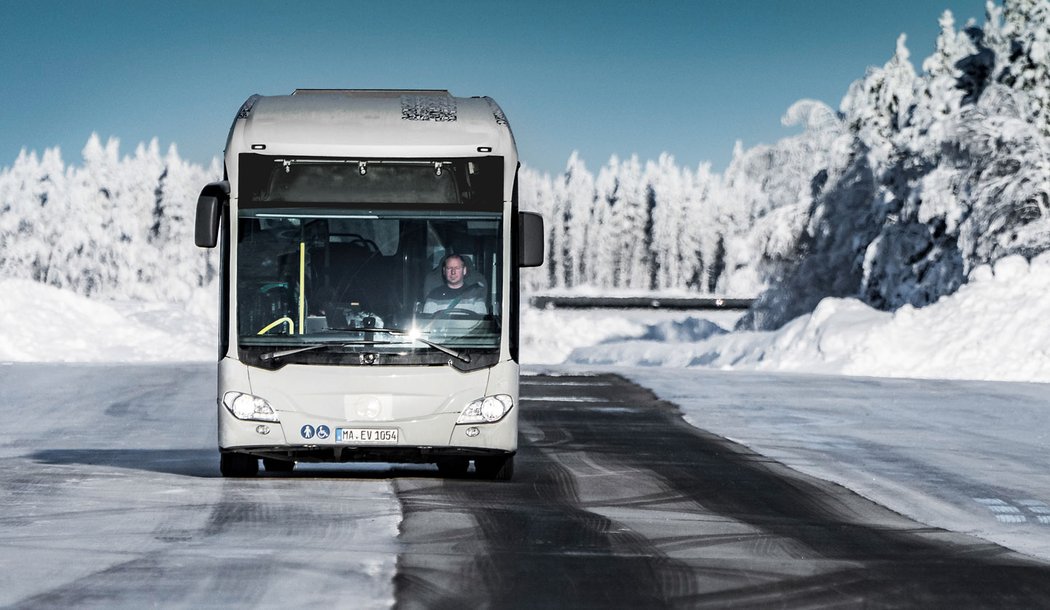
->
[1,0,990,175]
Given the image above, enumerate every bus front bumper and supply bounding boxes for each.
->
[218,404,519,461]
[220,444,514,464]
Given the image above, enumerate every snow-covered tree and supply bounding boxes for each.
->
[649,154,690,290]
[746,2,1050,330]
[0,136,219,303]
[998,0,1050,134]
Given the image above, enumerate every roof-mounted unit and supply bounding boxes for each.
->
[292,89,451,97]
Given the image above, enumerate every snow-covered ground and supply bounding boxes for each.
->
[534,253,1050,383]
[12,252,1045,383]
[0,279,215,362]
[3,252,1049,561]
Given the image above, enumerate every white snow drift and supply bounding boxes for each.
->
[3,252,1048,386]
[561,253,1050,383]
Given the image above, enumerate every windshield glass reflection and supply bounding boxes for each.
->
[236,209,503,360]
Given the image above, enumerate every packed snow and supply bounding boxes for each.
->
[0,279,214,362]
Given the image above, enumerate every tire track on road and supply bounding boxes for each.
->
[394,373,1050,608]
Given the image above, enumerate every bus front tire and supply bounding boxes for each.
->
[475,455,514,481]
[220,452,259,478]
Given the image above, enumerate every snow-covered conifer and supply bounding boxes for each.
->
[998,0,1050,134]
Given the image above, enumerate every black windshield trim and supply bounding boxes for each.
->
[239,154,504,212]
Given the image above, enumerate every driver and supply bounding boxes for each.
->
[422,254,488,315]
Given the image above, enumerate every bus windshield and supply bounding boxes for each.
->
[236,208,504,367]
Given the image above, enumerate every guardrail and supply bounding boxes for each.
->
[528,296,755,310]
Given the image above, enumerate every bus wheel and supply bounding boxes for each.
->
[220,452,259,477]
[475,456,514,481]
[436,457,469,478]
[263,458,295,473]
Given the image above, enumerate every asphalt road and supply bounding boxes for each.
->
[395,374,1050,608]
[3,364,1050,608]
[0,363,400,608]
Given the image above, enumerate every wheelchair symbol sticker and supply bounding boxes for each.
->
[316,425,331,439]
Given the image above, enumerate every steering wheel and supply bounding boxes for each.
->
[432,307,481,320]
[346,236,379,253]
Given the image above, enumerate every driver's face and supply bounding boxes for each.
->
[443,258,466,289]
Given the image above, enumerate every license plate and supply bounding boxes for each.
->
[336,428,399,444]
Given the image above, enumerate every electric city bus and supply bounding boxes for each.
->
[194,90,544,480]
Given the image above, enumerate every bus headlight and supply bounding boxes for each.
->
[457,394,513,424]
[222,391,280,422]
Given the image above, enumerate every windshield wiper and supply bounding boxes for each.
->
[261,344,327,361]
[260,340,384,361]
[350,327,471,364]
[259,329,471,364]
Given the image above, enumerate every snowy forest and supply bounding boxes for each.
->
[523,0,1050,330]
[0,138,221,303]
[2,1,1049,331]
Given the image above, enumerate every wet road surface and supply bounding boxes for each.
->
[4,364,1050,608]
[394,374,1050,608]
[0,363,399,608]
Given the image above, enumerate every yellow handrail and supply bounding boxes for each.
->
[299,242,306,334]
[257,317,295,335]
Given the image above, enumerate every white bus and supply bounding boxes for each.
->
[194,90,543,480]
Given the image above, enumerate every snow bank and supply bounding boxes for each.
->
[5,254,1049,384]
[521,307,741,366]
[0,279,215,362]
[567,254,1050,383]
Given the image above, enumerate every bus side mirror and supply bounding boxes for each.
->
[518,211,544,268]
[195,181,230,248]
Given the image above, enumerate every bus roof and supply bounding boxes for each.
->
[226,89,516,161]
